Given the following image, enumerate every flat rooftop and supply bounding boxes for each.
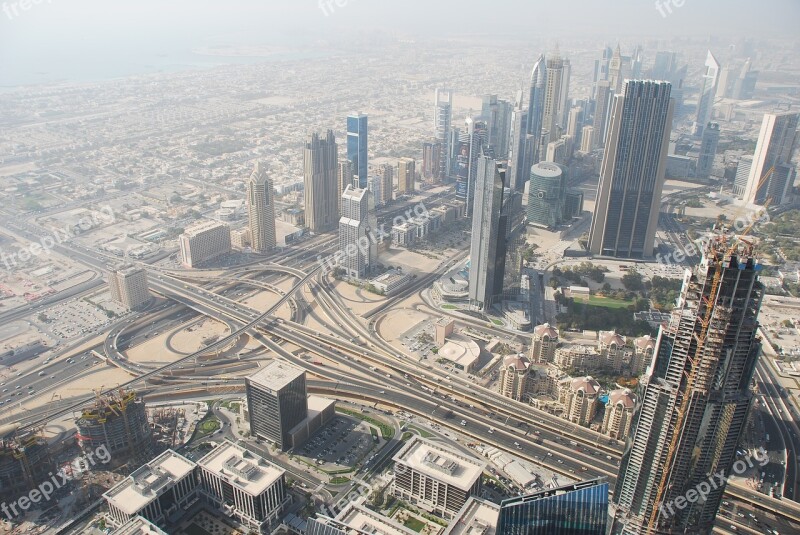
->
[103,450,195,516]
[197,440,284,497]
[337,503,417,534]
[444,497,500,535]
[247,360,305,392]
[439,335,480,369]
[183,219,229,236]
[114,516,168,535]
[393,437,485,492]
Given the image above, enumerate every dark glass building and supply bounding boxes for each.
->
[497,478,609,535]
[245,361,308,451]
[347,113,368,189]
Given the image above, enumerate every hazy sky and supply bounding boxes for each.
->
[1,0,798,86]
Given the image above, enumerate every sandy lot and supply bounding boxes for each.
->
[379,308,432,342]
[169,317,231,354]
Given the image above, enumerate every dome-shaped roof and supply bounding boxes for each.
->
[600,331,625,347]
[534,323,559,339]
[571,376,601,394]
[608,388,636,408]
[503,354,531,371]
[634,335,656,350]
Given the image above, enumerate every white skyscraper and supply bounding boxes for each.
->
[339,185,374,279]
[741,111,798,206]
[693,50,721,137]
[247,162,276,253]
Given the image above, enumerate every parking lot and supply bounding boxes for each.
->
[296,416,378,472]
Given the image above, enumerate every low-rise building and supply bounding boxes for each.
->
[443,497,501,535]
[307,502,417,535]
[370,269,412,295]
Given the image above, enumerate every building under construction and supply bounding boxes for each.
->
[75,389,154,466]
[0,424,54,503]
[612,237,765,534]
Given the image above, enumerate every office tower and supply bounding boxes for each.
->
[509,105,533,191]
[742,111,799,206]
[530,323,559,363]
[103,450,197,528]
[469,153,506,310]
[608,45,626,94]
[613,241,765,534]
[435,89,454,180]
[558,59,572,132]
[566,105,583,141]
[245,361,308,451]
[454,116,487,215]
[733,156,753,198]
[109,265,150,311]
[602,389,636,440]
[337,160,353,198]
[560,376,601,426]
[592,45,614,99]
[580,126,595,153]
[498,479,609,534]
[696,122,720,179]
[545,138,568,166]
[247,162,276,253]
[527,162,566,228]
[422,141,441,180]
[693,51,721,136]
[481,94,512,158]
[303,130,339,232]
[650,51,677,81]
[732,58,758,100]
[197,440,288,533]
[564,191,584,219]
[543,51,567,143]
[527,54,547,164]
[588,81,674,259]
[347,113,368,188]
[179,220,231,268]
[499,354,531,401]
[592,81,612,149]
[368,175,384,208]
[76,389,153,464]
[397,157,416,195]
[392,436,485,520]
[339,185,373,279]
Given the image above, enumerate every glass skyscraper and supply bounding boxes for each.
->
[347,113,368,189]
[497,479,609,534]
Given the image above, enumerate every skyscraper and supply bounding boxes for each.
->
[434,89,454,181]
[246,361,308,451]
[543,51,567,144]
[454,116,487,216]
[339,185,374,279]
[527,54,547,165]
[498,478,609,534]
[397,157,415,195]
[337,159,353,197]
[693,51,720,137]
[247,162,276,253]
[481,94,512,158]
[108,265,151,311]
[422,141,441,180]
[588,81,674,259]
[592,80,613,149]
[509,105,533,192]
[696,122,720,179]
[347,113,368,188]
[591,45,613,99]
[304,130,339,232]
[608,45,626,94]
[527,162,566,228]
[741,111,798,206]
[613,240,765,534]
[468,152,506,310]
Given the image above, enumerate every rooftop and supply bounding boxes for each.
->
[444,497,500,535]
[114,516,168,535]
[247,360,305,392]
[103,450,195,516]
[439,334,480,369]
[197,440,284,497]
[183,219,229,236]
[393,436,485,491]
[337,503,418,534]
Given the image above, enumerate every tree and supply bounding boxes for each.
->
[601,282,612,295]
[549,278,560,289]
[622,270,645,292]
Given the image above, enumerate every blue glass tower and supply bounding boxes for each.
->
[347,113,368,188]
[497,479,609,535]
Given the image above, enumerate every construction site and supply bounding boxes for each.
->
[0,424,54,504]
[74,389,154,468]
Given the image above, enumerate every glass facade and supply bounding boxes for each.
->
[347,114,368,188]
[497,479,609,535]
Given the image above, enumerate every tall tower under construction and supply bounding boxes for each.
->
[612,238,764,534]
[0,425,53,505]
[75,390,153,465]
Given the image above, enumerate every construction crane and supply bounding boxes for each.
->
[646,166,774,533]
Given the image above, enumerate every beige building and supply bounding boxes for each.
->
[397,157,416,195]
[499,354,531,401]
[560,376,601,427]
[530,323,559,363]
[248,161,276,253]
[304,131,339,232]
[179,220,231,268]
[378,163,395,204]
[109,265,151,311]
[602,388,636,440]
[435,317,455,345]
[599,330,626,373]
[632,335,656,376]
[554,344,599,372]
